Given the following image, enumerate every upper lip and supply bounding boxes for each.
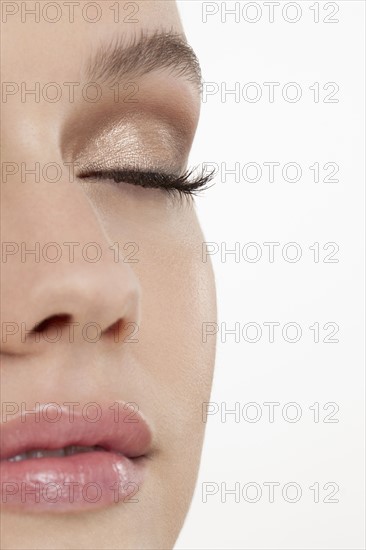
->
[0,403,152,461]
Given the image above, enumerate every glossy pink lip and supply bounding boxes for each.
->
[0,403,152,512]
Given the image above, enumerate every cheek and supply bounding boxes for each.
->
[137,208,217,399]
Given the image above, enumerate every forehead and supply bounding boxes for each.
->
[1,0,184,81]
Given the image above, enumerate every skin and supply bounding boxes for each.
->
[0,1,216,549]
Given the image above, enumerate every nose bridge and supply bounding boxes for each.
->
[1,141,141,354]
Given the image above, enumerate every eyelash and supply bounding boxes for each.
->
[78,168,215,199]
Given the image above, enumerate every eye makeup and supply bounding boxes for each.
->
[64,109,193,173]
[65,110,213,199]
[61,74,204,200]
[77,167,214,199]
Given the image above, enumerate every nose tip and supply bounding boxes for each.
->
[1,244,141,353]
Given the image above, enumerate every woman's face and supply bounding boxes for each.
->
[0,1,216,548]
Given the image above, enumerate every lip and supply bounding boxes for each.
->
[0,403,152,512]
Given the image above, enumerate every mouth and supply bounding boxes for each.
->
[0,403,152,513]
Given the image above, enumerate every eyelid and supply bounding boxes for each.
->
[77,168,215,197]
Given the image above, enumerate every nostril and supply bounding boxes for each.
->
[104,318,124,340]
[32,314,72,334]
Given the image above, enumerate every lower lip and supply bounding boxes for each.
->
[0,451,145,512]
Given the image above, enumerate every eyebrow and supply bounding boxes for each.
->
[85,31,202,89]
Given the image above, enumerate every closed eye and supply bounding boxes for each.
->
[77,168,215,199]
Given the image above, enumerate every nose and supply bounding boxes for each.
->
[1,180,140,354]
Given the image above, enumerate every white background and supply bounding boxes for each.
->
[175,1,365,549]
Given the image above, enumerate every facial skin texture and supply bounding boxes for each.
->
[0,1,216,549]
